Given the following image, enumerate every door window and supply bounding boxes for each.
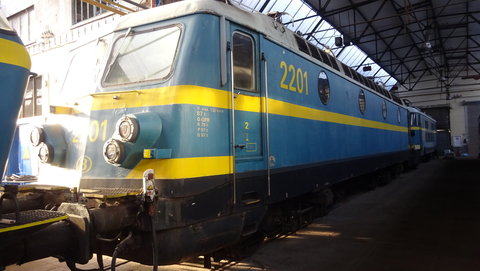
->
[232,32,255,91]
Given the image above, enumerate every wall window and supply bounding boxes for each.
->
[318,71,330,105]
[358,90,366,114]
[8,6,35,44]
[21,76,42,118]
[233,32,255,91]
[73,0,107,24]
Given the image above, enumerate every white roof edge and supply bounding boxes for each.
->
[115,0,298,52]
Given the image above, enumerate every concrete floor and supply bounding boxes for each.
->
[6,158,480,271]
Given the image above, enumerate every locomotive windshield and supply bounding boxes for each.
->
[102,25,181,87]
[60,35,112,102]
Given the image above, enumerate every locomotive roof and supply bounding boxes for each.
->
[408,107,436,122]
[115,0,298,53]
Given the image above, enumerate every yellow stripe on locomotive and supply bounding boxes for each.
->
[0,37,31,69]
[89,85,408,133]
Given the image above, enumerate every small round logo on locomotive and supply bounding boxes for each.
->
[76,155,93,173]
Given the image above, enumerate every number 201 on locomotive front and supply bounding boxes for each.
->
[72,120,108,143]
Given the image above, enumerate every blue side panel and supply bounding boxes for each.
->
[165,105,230,158]
[5,124,35,177]
[5,128,20,177]
[268,115,407,169]
[413,130,422,147]
[0,63,30,177]
[0,32,23,44]
[172,14,224,90]
[262,38,409,127]
[259,38,409,170]
[19,124,34,175]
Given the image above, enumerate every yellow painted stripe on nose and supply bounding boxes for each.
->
[0,37,31,70]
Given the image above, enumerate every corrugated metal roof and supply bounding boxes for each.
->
[302,0,480,97]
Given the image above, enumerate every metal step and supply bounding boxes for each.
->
[81,187,142,199]
[0,209,68,234]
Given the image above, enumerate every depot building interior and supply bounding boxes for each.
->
[1,0,480,270]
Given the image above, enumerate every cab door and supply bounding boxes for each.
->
[229,26,266,204]
[408,112,422,166]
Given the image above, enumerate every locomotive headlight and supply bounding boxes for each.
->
[38,142,53,163]
[30,127,45,147]
[103,139,125,165]
[116,115,138,142]
[103,112,163,168]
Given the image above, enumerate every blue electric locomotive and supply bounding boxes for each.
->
[1,0,436,268]
[0,14,31,178]
[408,107,437,163]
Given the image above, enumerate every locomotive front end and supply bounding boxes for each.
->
[3,4,239,266]
[81,9,243,262]
[0,14,31,178]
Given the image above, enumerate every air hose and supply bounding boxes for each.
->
[143,169,159,271]
[111,231,133,271]
[150,212,158,271]
[110,169,159,271]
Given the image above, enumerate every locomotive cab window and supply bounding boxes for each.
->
[233,32,255,91]
[102,25,181,87]
[318,71,330,105]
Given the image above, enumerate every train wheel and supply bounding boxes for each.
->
[378,170,393,186]
[316,188,334,216]
[366,175,380,190]
[392,164,404,177]
[226,230,266,260]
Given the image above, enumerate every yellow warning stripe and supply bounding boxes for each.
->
[267,98,408,133]
[126,155,233,179]
[90,85,230,111]
[410,126,434,132]
[0,37,31,70]
[91,85,407,133]
[82,190,141,199]
[0,214,68,233]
